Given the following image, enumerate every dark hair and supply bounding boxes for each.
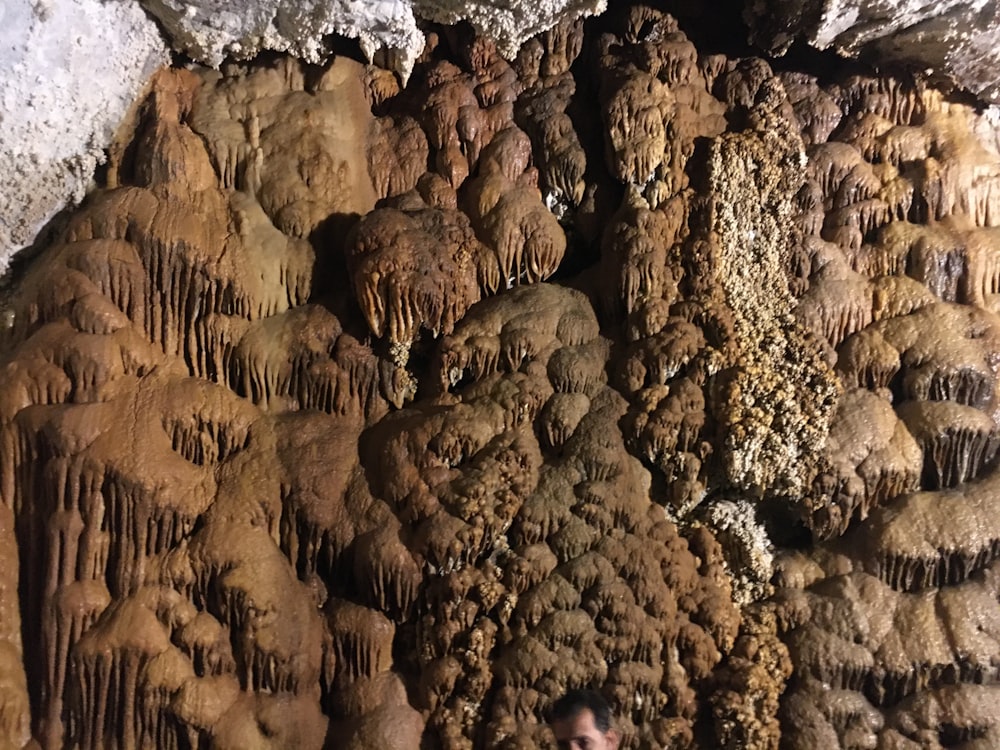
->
[550,689,613,734]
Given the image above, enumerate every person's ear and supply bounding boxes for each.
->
[607,729,619,749]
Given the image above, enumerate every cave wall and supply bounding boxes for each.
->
[0,0,604,271]
[3,3,1000,750]
[5,0,1000,278]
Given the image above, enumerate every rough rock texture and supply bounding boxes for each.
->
[773,554,1000,748]
[0,502,30,750]
[774,44,1000,749]
[142,0,606,77]
[6,4,1000,750]
[7,0,1000,279]
[707,79,839,503]
[745,0,1000,103]
[0,0,168,274]
[0,22,756,748]
[0,0,602,280]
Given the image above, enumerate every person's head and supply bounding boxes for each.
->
[549,689,619,750]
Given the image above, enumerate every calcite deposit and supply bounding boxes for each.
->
[4,4,1000,750]
[0,0,168,272]
[775,52,1000,750]
[745,0,1000,104]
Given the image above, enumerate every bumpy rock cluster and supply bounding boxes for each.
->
[4,4,1000,750]
[775,64,1000,749]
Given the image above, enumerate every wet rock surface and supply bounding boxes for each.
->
[4,5,1000,749]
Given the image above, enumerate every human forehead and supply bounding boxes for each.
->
[551,707,603,737]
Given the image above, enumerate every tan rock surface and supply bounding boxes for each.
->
[5,7,1000,750]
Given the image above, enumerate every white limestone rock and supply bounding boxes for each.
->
[701,498,775,606]
[746,0,1000,103]
[413,0,605,57]
[141,0,606,81]
[0,0,168,276]
[141,0,427,78]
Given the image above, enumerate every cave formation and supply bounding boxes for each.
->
[4,3,1000,749]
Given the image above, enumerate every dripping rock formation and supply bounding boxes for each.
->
[7,0,1000,270]
[4,4,1000,749]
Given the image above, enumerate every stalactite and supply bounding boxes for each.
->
[8,10,1000,750]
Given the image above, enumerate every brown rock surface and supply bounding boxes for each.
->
[774,38,1000,750]
[5,6,1000,750]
